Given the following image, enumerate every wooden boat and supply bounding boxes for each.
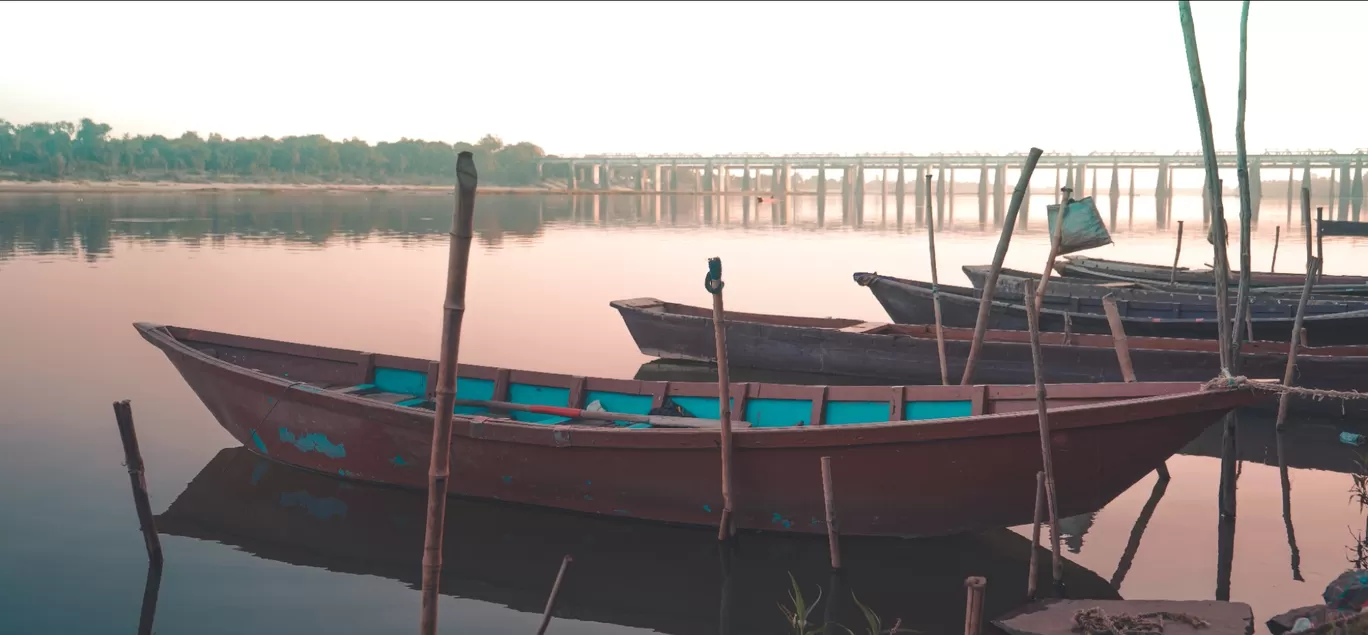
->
[157,447,1121,635]
[613,297,1363,417]
[1036,261,1368,298]
[961,264,1368,311]
[1057,254,1368,287]
[1319,219,1368,237]
[138,321,1260,538]
[854,272,1368,345]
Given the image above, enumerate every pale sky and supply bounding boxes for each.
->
[1,1,1362,156]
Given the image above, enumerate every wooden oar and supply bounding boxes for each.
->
[453,399,746,429]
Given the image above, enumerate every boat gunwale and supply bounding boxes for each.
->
[135,321,1259,451]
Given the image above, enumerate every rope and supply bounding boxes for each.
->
[1202,373,1368,402]
[705,257,724,294]
[1071,607,1210,635]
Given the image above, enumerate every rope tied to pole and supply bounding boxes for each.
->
[705,257,724,294]
[1201,373,1368,402]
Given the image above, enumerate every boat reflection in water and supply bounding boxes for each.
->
[158,447,1119,635]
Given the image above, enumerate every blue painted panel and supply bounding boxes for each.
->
[454,377,495,415]
[905,400,973,421]
[374,368,427,396]
[671,396,734,421]
[508,383,571,424]
[825,401,892,425]
[745,398,813,428]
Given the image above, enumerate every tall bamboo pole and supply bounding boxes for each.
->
[1230,0,1254,373]
[960,149,1044,385]
[419,151,478,635]
[1033,187,1072,315]
[1023,285,1063,585]
[707,257,737,540]
[926,174,949,385]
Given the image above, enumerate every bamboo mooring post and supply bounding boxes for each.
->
[419,151,478,635]
[1099,297,1171,480]
[706,257,737,541]
[1171,221,1185,286]
[960,148,1044,385]
[1316,208,1325,283]
[113,400,163,567]
[1230,0,1254,370]
[1022,285,1063,585]
[963,576,987,635]
[1275,257,1320,432]
[1033,187,1072,315]
[138,561,164,635]
[925,174,949,385]
[820,456,841,569]
[1026,470,1045,599]
[535,555,574,635]
[1271,225,1280,272]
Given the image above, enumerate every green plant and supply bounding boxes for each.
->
[777,572,825,635]
[850,591,907,635]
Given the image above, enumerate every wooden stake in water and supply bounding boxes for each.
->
[925,174,949,385]
[535,555,573,635]
[960,148,1044,385]
[1100,295,1136,383]
[1271,225,1280,272]
[963,577,987,635]
[1275,257,1320,432]
[1230,0,1255,369]
[1316,208,1325,283]
[1033,187,1071,314]
[1022,285,1063,585]
[1171,220,1185,286]
[419,151,478,635]
[113,400,163,567]
[706,257,737,541]
[1026,470,1045,599]
[820,456,841,569]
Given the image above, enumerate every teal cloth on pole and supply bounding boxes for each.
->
[1046,196,1114,255]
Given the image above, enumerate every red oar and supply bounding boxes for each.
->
[452,399,741,429]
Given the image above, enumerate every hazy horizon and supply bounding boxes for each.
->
[3,1,1365,156]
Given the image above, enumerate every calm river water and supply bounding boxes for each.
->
[1,189,1365,634]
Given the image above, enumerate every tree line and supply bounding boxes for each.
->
[0,118,553,186]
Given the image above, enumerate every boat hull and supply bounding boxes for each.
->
[141,322,1256,539]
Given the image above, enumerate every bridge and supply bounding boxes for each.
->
[534,150,1368,226]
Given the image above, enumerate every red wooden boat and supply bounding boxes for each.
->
[135,321,1262,539]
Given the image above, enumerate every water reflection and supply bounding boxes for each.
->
[159,447,1119,635]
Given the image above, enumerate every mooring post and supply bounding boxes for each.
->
[1271,225,1280,272]
[419,151,479,635]
[963,577,987,635]
[112,400,163,567]
[1275,257,1319,433]
[1026,470,1045,599]
[705,257,737,540]
[1171,220,1186,285]
[1033,186,1072,314]
[1316,208,1325,283]
[820,456,841,569]
[959,148,1043,385]
[926,174,949,385]
[1022,285,1063,585]
[535,555,573,635]
[1231,0,1254,373]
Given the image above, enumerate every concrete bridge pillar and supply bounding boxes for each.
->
[1339,162,1352,220]
[693,167,702,192]
[704,161,715,192]
[1330,168,1339,216]
[653,165,663,192]
[639,166,649,192]
[670,162,679,192]
[817,162,827,198]
[536,162,544,182]
[854,161,865,217]
[604,165,614,190]
[1090,167,1098,201]
[742,161,752,192]
[1108,165,1120,228]
[1019,165,1031,229]
[992,163,1006,225]
[895,162,905,223]
[718,165,729,193]
[935,166,946,225]
[590,164,601,188]
[977,165,989,227]
[1354,160,1364,222]
[1300,164,1311,227]
[1202,173,1212,226]
[1074,164,1086,197]
[1127,168,1135,227]
[1155,160,1169,228]
[1249,159,1262,224]
[569,162,578,190]
[1285,167,1294,222]
[881,168,889,216]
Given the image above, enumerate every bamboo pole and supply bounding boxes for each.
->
[707,257,737,541]
[1171,220,1185,285]
[138,561,164,635]
[1179,1,1234,374]
[1316,208,1325,283]
[113,400,163,567]
[1023,285,1063,585]
[960,148,1044,385]
[1033,187,1072,315]
[419,151,478,635]
[1026,470,1044,599]
[1230,0,1254,374]
[926,174,949,385]
[963,577,987,635]
[1099,295,1136,383]
[535,555,573,635]
[820,456,841,569]
[1303,189,1313,266]
[1275,257,1319,432]
[1271,225,1280,272]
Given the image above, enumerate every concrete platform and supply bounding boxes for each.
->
[994,598,1253,635]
